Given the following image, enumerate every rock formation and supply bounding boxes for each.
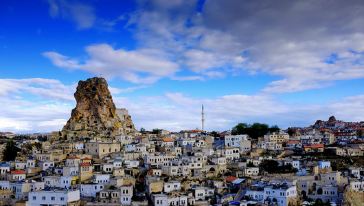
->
[116,108,135,134]
[328,115,337,122]
[62,77,135,139]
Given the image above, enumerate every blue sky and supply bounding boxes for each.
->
[1,0,364,133]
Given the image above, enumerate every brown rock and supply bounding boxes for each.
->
[62,77,135,139]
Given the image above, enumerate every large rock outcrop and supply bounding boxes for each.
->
[62,77,135,139]
[116,108,136,134]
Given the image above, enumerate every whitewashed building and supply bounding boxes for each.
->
[28,189,80,206]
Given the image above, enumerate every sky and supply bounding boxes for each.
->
[1,0,364,133]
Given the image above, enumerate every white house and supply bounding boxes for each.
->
[152,169,162,176]
[27,159,36,168]
[15,162,26,170]
[120,185,133,205]
[80,184,104,197]
[194,187,214,201]
[177,138,196,147]
[168,195,188,206]
[211,157,227,165]
[349,167,364,179]
[43,176,59,188]
[225,135,246,147]
[9,170,26,181]
[308,184,338,203]
[350,180,364,191]
[145,155,176,167]
[74,142,84,150]
[318,161,331,169]
[162,165,190,177]
[153,194,168,206]
[224,148,240,160]
[28,189,80,206]
[11,180,45,200]
[264,183,297,206]
[245,188,265,202]
[38,161,54,171]
[124,160,140,168]
[164,181,181,193]
[0,163,10,175]
[102,163,114,173]
[94,174,110,184]
[113,159,123,168]
[63,166,79,176]
[60,176,73,189]
[264,132,289,143]
[0,181,10,190]
[65,157,81,167]
[244,167,259,176]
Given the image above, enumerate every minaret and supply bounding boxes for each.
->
[201,104,205,131]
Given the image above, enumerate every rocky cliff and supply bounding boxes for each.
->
[62,77,135,139]
[116,108,136,133]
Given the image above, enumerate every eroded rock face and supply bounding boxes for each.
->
[62,77,134,139]
[116,108,136,133]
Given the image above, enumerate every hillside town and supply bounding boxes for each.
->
[0,77,363,206]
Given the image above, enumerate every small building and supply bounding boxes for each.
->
[28,189,80,206]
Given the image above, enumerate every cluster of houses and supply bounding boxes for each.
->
[0,118,363,206]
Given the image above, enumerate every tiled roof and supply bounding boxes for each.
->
[225,176,237,183]
[80,162,92,167]
[304,144,324,148]
[162,137,174,142]
[67,156,80,159]
[11,170,25,175]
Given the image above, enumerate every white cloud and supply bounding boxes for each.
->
[42,52,81,69]
[45,0,364,91]
[125,0,364,92]
[114,92,364,132]
[0,97,72,132]
[47,0,96,29]
[1,77,364,133]
[170,75,204,81]
[47,0,126,31]
[44,44,179,84]
[109,85,147,94]
[0,78,145,133]
[0,78,75,101]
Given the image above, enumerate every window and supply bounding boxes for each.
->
[32,196,36,200]
[42,196,46,200]
[60,197,64,201]
[51,196,55,201]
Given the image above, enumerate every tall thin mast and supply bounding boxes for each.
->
[201,104,205,131]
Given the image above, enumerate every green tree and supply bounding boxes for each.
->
[287,127,296,136]
[231,123,248,135]
[210,131,220,138]
[232,122,280,139]
[250,123,269,139]
[259,160,279,173]
[259,160,298,174]
[312,199,331,206]
[357,129,363,138]
[3,140,20,161]
[152,128,162,134]
[269,125,280,133]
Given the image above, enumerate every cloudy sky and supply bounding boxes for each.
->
[1,0,364,133]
